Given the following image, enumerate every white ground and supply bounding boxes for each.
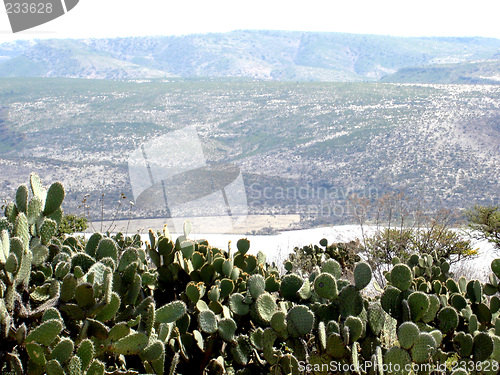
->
[127,224,497,281]
[81,220,497,281]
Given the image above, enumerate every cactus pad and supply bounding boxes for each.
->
[367,302,386,336]
[71,253,95,274]
[108,323,131,341]
[318,321,327,351]
[25,319,63,346]
[208,285,220,302]
[180,240,195,259]
[95,238,118,264]
[437,306,459,334]
[250,327,264,350]
[270,311,287,334]
[297,278,312,300]
[422,294,440,323]
[251,293,277,326]
[51,338,74,364]
[141,340,164,362]
[338,285,363,318]
[95,292,120,322]
[186,282,202,303]
[398,321,419,349]
[390,264,413,291]
[430,330,443,346]
[231,335,252,366]
[353,261,372,290]
[344,316,363,343]
[492,259,500,279]
[381,286,402,319]
[43,182,65,216]
[262,328,279,364]
[236,238,250,255]
[15,184,29,213]
[40,218,57,245]
[83,233,102,258]
[407,291,429,322]
[325,333,347,358]
[469,314,478,334]
[280,273,303,302]
[77,339,94,371]
[111,332,149,355]
[156,300,187,323]
[265,274,280,293]
[42,307,62,322]
[411,332,437,363]
[491,296,500,314]
[384,347,411,375]
[222,258,233,278]
[450,293,467,311]
[5,253,18,274]
[453,332,473,357]
[248,274,266,299]
[75,283,95,309]
[29,173,45,199]
[46,359,65,375]
[198,309,218,334]
[286,305,314,337]
[473,332,494,362]
[117,247,139,272]
[15,215,29,253]
[26,342,46,366]
[472,302,492,326]
[27,196,43,224]
[313,272,338,300]
[228,293,250,316]
[322,258,342,279]
[218,317,237,342]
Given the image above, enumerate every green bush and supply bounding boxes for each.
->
[284,240,361,278]
[56,213,88,237]
[466,204,500,250]
[363,224,477,287]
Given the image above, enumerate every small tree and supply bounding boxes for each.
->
[355,192,476,286]
[56,213,88,237]
[465,204,500,250]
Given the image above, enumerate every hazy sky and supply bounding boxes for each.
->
[1,0,500,43]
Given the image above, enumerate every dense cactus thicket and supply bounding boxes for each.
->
[0,174,500,374]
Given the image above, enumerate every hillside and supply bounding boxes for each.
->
[0,31,499,81]
[381,60,500,84]
[0,78,498,228]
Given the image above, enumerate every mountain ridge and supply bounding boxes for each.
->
[1,30,499,81]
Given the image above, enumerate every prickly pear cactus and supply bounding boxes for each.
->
[3,173,500,374]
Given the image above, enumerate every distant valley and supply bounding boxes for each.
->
[0,78,498,229]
